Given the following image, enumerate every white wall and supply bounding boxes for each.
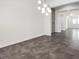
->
[61,14,68,31]
[55,12,73,32]
[0,0,45,48]
[55,12,62,32]
[44,13,52,35]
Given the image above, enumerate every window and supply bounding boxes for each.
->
[73,19,76,24]
[78,18,79,24]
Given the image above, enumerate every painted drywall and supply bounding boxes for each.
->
[0,0,45,48]
[44,13,52,35]
[60,13,68,31]
[55,12,72,32]
[55,12,62,32]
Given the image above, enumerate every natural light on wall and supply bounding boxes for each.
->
[72,18,79,24]
[37,0,51,16]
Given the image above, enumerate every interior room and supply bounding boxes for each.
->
[0,0,79,59]
[55,2,79,39]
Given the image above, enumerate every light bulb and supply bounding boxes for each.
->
[41,8,45,13]
[47,7,51,13]
[37,6,41,10]
[43,4,47,8]
[45,13,48,16]
[37,0,42,4]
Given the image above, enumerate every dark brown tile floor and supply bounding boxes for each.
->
[0,29,79,59]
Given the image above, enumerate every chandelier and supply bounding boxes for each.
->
[37,0,51,16]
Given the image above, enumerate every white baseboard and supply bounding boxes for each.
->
[0,34,45,48]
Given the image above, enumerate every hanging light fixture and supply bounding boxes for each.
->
[43,4,47,8]
[37,6,41,10]
[45,13,49,16]
[41,8,45,13]
[37,0,42,4]
[37,0,51,16]
[47,7,51,13]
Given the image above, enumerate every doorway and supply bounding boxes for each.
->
[51,2,79,37]
[68,15,79,29]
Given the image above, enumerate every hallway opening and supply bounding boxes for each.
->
[51,2,79,37]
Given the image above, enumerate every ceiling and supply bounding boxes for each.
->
[46,0,79,8]
[55,2,79,12]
